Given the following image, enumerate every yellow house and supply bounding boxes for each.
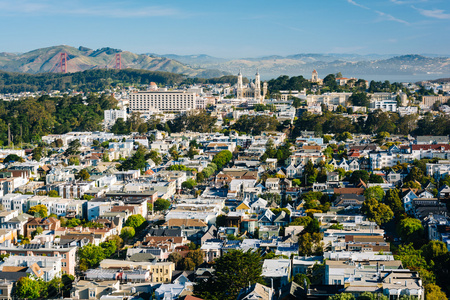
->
[236,201,251,213]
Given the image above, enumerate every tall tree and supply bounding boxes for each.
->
[361,198,393,225]
[194,250,265,300]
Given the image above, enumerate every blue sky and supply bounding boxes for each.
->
[0,0,449,58]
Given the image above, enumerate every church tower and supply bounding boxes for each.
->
[311,69,319,83]
[237,70,243,98]
[254,70,261,101]
[262,82,268,101]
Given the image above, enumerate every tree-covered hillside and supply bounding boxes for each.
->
[0,94,117,145]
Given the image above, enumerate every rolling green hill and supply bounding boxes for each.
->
[0,45,228,78]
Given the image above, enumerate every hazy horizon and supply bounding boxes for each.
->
[0,0,449,58]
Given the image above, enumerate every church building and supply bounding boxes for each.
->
[236,70,268,102]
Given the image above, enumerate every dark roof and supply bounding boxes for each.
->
[148,228,182,237]
[278,281,306,299]
[172,270,196,282]
[127,252,156,262]
[0,272,27,282]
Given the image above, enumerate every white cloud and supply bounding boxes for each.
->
[413,6,450,19]
[345,0,409,25]
[390,0,428,4]
[347,0,369,9]
[375,10,410,24]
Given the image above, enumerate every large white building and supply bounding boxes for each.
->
[369,99,397,112]
[129,91,197,112]
[306,92,352,106]
[104,109,127,127]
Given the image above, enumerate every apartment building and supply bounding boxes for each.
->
[129,91,197,112]
[0,244,77,275]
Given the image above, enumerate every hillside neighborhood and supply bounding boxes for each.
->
[0,71,449,300]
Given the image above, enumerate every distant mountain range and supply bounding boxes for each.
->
[0,45,228,78]
[1,45,449,82]
[157,53,450,81]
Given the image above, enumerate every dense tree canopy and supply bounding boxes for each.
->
[194,250,264,300]
[231,115,280,135]
[212,150,233,170]
[0,93,117,145]
[292,109,450,138]
[167,111,217,133]
[361,198,393,225]
[124,214,146,229]
[154,198,171,211]
[27,204,48,218]
[0,69,186,94]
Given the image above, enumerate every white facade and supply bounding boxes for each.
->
[104,109,127,127]
[129,91,197,112]
[306,93,352,106]
[369,100,397,112]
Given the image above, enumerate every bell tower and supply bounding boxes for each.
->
[237,70,243,98]
[254,69,261,101]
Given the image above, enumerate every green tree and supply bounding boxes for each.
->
[120,226,136,241]
[137,123,148,134]
[47,277,63,298]
[27,204,48,218]
[349,170,370,185]
[358,292,388,300]
[425,283,447,300]
[82,194,94,201]
[182,178,197,189]
[384,188,404,217]
[212,150,233,170]
[349,92,370,107]
[99,240,117,258]
[403,180,421,189]
[32,146,43,161]
[329,223,344,230]
[335,131,352,142]
[77,244,106,271]
[48,190,59,197]
[394,243,429,272]
[299,232,323,256]
[293,273,310,288]
[32,226,43,238]
[125,214,146,229]
[397,217,423,244]
[364,186,385,202]
[421,240,448,264]
[169,145,179,161]
[168,252,183,268]
[182,257,196,271]
[76,169,90,181]
[361,198,393,225]
[61,274,75,298]
[68,157,80,166]
[154,198,171,211]
[194,250,264,300]
[328,293,355,300]
[289,216,313,226]
[187,249,204,266]
[119,145,148,171]
[4,154,25,163]
[368,173,384,183]
[15,276,42,299]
